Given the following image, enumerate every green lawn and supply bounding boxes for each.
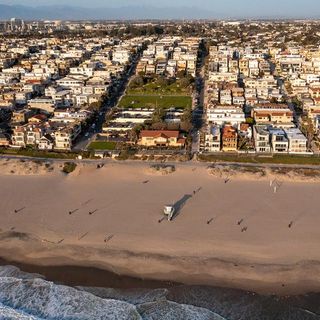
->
[88,141,117,150]
[198,154,320,166]
[118,95,192,109]
[128,75,193,96]
[0,148,80,159]
[127,83,191,96]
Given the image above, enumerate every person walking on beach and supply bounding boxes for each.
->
[207,218,214,225]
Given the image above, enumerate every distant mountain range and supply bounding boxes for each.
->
[0,4,220,20]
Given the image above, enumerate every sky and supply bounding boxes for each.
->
[0,0,319,18]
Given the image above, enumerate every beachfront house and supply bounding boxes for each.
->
[253,125,271,153]
[38,134,54,150]
[206,105,246,128]
[284,128,308,154]
[0,133,10,146]
[54,122,81,151]
[222,125,238,152]
[251,104,294,125]
[201,125,221,152]
[138,130,185,148]
[269,128,289,153]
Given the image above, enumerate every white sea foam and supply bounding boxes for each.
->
[137,300,226,320]
[0,266,44,280]
[0,267,226,320]
[0,302,43,320]
[0,276,142,320]
[78,287,169,305]
[0,265,317,320]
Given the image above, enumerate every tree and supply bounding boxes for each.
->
[176,70,187,78]
[89,100,102,111]
[151,122,167,130]
[152,108,166,123]
[180,121,192,132]
[129,124,143,142]
[301,116,315,150]
[180,108,193,132]
[131,75,144,88]
[246,117,255,125]
[156,76,169,87]
[179,77,191,88]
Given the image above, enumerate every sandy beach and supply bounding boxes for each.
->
[0,159,320,295]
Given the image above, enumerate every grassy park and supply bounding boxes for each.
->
[127,78,192,95]
[118,94,192,109]
[119,75,193,109]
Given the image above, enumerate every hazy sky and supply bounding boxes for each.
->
[0,0,319,18]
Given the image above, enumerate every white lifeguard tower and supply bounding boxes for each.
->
[163,205,175,221]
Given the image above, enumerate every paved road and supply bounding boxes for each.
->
[191,41,207,155]
[72,54,141,152]
[191,130,200,154]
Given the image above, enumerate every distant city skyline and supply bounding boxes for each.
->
[0,0,319,19]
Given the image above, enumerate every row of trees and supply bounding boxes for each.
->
[130,74,194,90]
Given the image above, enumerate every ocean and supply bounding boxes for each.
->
[0,265,319,319]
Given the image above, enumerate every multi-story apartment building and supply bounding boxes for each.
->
[284,128,308,154]
[201,125,221,152]
[269,128,289,153]
[222,125,238,152]
[54,122,81,150]
[253,125,271,153]
[207,106,246,127]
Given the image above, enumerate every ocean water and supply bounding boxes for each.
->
[0,266,319,320]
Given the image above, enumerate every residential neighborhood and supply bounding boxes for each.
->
[199,32,320,156]
[0,30,147,152]
[1,3,320,319]
[0,19,320,160]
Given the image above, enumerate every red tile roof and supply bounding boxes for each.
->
[140,130,180,139]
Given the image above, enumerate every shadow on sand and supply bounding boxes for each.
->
[171,194,192,220]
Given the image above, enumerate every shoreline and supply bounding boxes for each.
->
[0,257,179,290]
[0,160,320,296]
[1,251,320,297]
[0,238,320,296]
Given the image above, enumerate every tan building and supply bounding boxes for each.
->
[252,104,293,124]
[11,124,44,147]
[253,110,293,124]
[54,122,81,150]
[138,130,185,148]
[0,133,10,146]
[11,109,35,124]
[11,126,27,147]
[222,125,238,152]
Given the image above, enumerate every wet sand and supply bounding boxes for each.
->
[0,161,320,295]
[0,257,178,289]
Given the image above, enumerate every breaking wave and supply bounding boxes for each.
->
[0,266,319,319]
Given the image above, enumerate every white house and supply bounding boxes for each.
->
[284,128,308,154]
[207,105,246,127]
